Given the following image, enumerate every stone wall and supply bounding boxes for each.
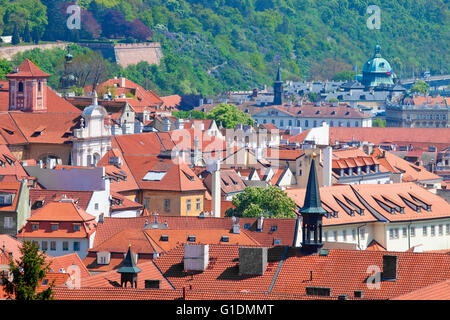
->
[0,42,69,60]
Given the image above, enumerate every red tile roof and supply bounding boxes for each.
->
[18,201,97,239]
[392,279,450,300]
[81,259,173,289]
[96,148,140,193]
[124,154,206,192]
[4,112,79,144]
[153,244,286,293]
[271,248,450,299]
[0,181,21,212]
[0,144,29,179]
[330,127,450,152]
[161,95,181,109]
[92,215,296,252]
[52,287,182,300]
[286,182,450,225]
[110,191,143,212]
[202,169,246,196]
[29,189,94,212]
[372,147,442,182]
[49,253,91,279]
[6,59,50,78]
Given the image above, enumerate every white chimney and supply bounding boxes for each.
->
[121,77,126,88]
[322,146,332,187]
[207,160,221,218]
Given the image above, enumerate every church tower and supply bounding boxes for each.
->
[273,65,283,105]
[117,245,141,288]
[299,153,327,254]
[6,59,50,112]
[72,91,112,167]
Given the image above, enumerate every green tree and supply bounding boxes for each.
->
[206,103,254,129]
[225,186,297,218]
[332,70,356,81]
[22,22,31,43]
[0,58,13,80]
[372,118,386,128]
[12,24,20,45]
[1,241,54,300]
[173,110,206,119]
[31,27,40,44]
[411,80,430,94]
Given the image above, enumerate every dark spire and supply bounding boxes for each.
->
[276,64,282,82]
[299,154,327,215]
[273,64,283,105]
[299,153,327,255]
[118,245,141,274]
[117,245,141,288]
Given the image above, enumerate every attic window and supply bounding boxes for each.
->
[221,236,229,243]
[187,235,196,242]
[183,171,195,181]
[345,111,350,116]
[243,223,250,230]
[42,279,49,286]
[274,239,281,245]
[160,235,169,242]
[306,287,331,297]
[3,155,14,166]
[315,110,320,115]
[2,128,14,135]
[354,290,364,298]
[0,194,13,205]
[270,225,278,232]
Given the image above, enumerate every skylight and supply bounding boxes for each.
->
[142,171,167,181]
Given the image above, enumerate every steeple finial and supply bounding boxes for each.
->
[92,90,98,106]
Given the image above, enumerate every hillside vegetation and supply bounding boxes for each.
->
[1,0,448,96]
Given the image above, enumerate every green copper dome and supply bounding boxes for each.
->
[362,45,395,87]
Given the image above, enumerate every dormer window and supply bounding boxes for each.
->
[73,224,81,231]
[51,223,59,231]
[32,223,39,230]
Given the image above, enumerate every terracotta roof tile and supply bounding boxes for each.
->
[286,182,450,225]
[372,148,442,182]
[330,127,450,152]
[6,59,50,78]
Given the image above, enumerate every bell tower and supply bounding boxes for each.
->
[299,153,327,254]
[6,59,50,112]
[117,245,141,288]
[273,64,283,105]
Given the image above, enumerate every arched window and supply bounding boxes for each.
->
[18,82,24,92]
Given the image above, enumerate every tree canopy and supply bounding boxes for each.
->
[225,186,297,218]
[1,241,54,300]
[206,103,254,129]
[411,80,430,94]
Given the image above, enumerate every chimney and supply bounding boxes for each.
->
[175,118,184,130]
[163,118,171,132]
[232,217,240,234]
[120,77,126,88]
[239,247,267,276]
[256,214,264,231]
[382,255,398,281]
[207,160,221,218]
[184,244,209,272]
[322,146,332,187]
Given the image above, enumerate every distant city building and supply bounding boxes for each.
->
[386,95,449,128]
